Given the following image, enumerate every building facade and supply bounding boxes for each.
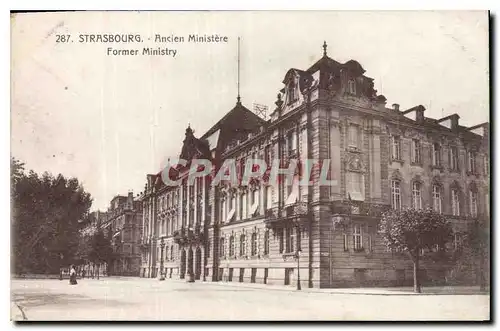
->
[104,192,143,276]
[139,43,490,288]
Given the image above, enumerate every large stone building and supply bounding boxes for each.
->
[103,192,143,276]
[139,43,489,288]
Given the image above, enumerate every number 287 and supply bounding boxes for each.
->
[56,35,71,43]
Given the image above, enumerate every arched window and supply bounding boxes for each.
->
[264,230,270,255]
[219,237,225,257]
[251,233,257,256]
[391,180,402,210]
[432,184,442,214]
[451,187,461,216]
[229,236,235,257]
[469,189,478,218]
[240,234,246,256]
[412,181,422,210]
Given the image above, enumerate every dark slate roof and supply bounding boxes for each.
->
[306,55,342,73]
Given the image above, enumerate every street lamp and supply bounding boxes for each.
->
[59,253,64,281]
[187,227,195,283]
[159,238,165,281]
[296,249,302,291]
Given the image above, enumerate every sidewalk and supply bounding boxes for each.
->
[153,277,489,295]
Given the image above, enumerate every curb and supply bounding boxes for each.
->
[150,278,488,296]
[11,302,27,321]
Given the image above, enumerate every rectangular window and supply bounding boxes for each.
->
[221,199,227,223]
[411,139,421,164]
[287,131,296,156]
[432,143,441,166]
[452,189,460,216]
[348,124,359,148]
[412,182,422,210]
[483,155,489,175]
[391,136,401,160]
[240,235,246,256]
[391,180,402,210]
[343,233,349,252]
[230,236,235,257]
[265,186,272,210]
[264,145,271,167]
[278,229,284,253]
[249,188,259,217]
[241,192,247,220]
[353,224,363,251]
[346,172,365,201]
[285,227,295,253]
[433,185,442,214]
[264,230,270,255]
[449,146,459,170]
[470,191,478,218]
[348,79,356,94]
[468,151,476,173]
[219,238,225,257]
[454,233,463,250]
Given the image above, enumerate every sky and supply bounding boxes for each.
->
[10,11,489,211]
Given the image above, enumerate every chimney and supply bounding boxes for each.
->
[415,106,425,123]
[450,114,460,131]
[392,103,400,111]
[401,105,425,123]
[437,113,460,131]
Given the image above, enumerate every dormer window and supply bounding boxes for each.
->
[287,79,298,105]
[348,79,356,95]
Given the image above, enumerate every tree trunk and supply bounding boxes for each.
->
[413,254,421,293]
[479,243,486,292]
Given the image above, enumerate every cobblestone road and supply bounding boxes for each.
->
[11,278,490,321]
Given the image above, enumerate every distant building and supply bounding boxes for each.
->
[103,192,143,276]
[139,43,489,288]
[80,210,108,236]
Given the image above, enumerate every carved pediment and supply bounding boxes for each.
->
[344,153,366,173]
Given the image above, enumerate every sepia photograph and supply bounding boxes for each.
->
[10,10,490,321]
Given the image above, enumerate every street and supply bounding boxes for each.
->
[11,278,490,321]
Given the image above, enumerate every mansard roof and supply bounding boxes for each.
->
[306,55,342,73]
[200,100,267,152]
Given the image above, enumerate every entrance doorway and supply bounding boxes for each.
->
[195,247,202,280]
[180,249,186,279]
[251,268,257,283]
[187,247,194,278]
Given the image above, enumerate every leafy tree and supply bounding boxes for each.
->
[88,229,114,278]
[11,157,93,274]
[463,218,489,291]
[379,208,453,293]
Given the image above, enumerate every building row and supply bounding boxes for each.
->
[81,192,143,277]
[138,43,489,288]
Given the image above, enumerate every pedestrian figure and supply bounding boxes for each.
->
[82,269,86,279]
[69,265,78,285]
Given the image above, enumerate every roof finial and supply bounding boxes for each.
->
[323,41,327,57]
[236,37,241,105]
